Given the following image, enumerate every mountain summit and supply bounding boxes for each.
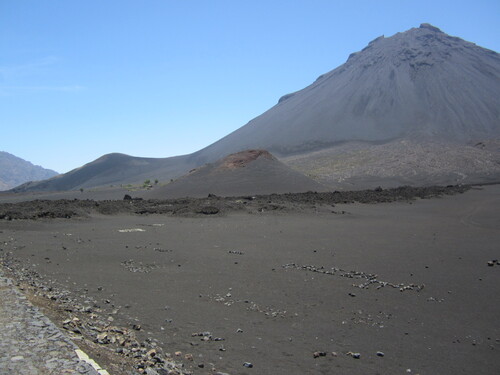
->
[193,23,500,162]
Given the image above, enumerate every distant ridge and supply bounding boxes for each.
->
[11,152,194,192]
[0,151,58,191]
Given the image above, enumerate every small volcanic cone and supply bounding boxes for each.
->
[144,150,325,198]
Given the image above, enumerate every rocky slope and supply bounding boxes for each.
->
[282,139,500,189]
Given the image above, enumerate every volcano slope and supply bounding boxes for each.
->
[143,150,327,199]
[193,24,500,161]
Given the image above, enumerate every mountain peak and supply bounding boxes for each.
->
[419,23,443,33]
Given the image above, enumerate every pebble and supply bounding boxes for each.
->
[243,362,254,368]
[347,351,361,359]
[313,351,327,358]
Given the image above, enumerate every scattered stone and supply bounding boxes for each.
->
[154,248,172,253]
[282,263,424,292]
[121,259,158,273]
[376,351,385,357]
[96,332,109,344]
[192,331,212,339]
[208,292,287,318]
[243,362,254,368]
[347,352,361,359]
[313,351,327,358]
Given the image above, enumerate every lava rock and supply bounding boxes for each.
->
[198,206,219,215]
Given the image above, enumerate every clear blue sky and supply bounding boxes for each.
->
[1,0,499,173]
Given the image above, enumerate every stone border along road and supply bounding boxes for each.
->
[0,270,109,375]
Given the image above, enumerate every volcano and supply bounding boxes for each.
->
[12,24,500,192]
[144,150,326,198]
[193,23,499,160]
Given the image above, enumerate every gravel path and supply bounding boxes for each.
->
[0,270,103,375]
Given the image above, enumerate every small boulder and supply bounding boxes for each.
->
[198,206,219,215]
